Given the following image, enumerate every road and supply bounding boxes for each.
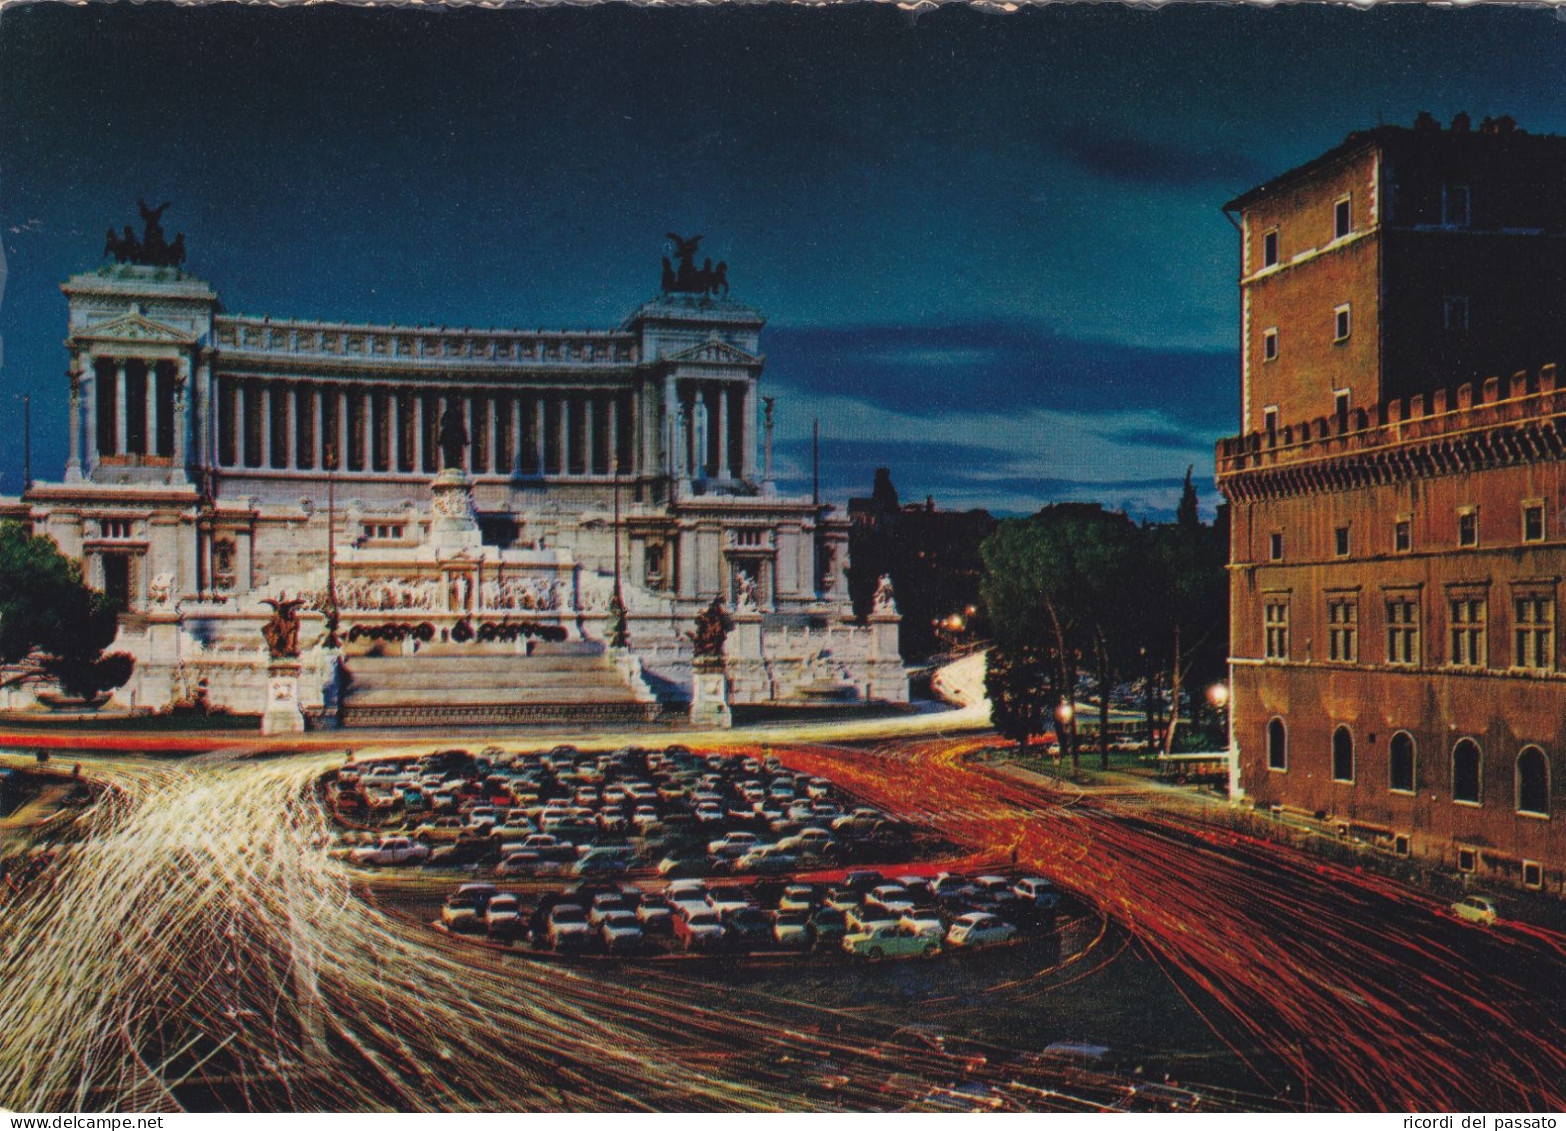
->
[1,656,1561,1113]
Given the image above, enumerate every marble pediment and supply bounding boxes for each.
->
[72,308,197,347]
[663,335,763,368]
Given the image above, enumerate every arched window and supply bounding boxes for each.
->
[1267,717,1287,771]
[1389,731,1416,793]
[1517,746,1550,817]
[1332,726,1355,782]
[1452,739,1483,804]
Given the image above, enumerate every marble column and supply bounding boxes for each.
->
[259,383,273,470]
[392,393,405,473]
[114,359,128,456]
[511,396,523,474]
[584,395,596,475]
[490,394,502,474]
[715,383,728,479]
[414,394,426,473]
[314,387,326,470]
[337,387,350,472]
[82,356,99,474]
[66,355,85,480]
[360,390,373,472]
[173,357,190,475]
[607,395,619,475]
[234,380,247,467]
[144,361,159,458]
[559,393,571,476]
[694,391,709,480]
[535,395,547,474]
[741,386,756,481]
[283,382,297,469]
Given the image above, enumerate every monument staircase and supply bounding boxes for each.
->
[334,641,662,729]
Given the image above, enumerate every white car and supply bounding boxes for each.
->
[778,885,817,914]
[901,909,946,939]
[773,911,813,949]
[484,894,524,937]
[868,885,915,914]
[693,803,725,824]
[947,912,1018,949]
[1014,876,1062,910]
[708,831,763,858]
[665,881,711,920]
[1452,895,1499,926]
[599,911,645,952]
[440,883,498,931]
[350,837,430,866]
[733,846,799,874]
[778,828,841,858]
[545,904,593,949]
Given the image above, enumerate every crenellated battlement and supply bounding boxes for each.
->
[1216,363,1566,499]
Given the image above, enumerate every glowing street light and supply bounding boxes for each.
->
[1209,682,1230,709]
[1056,701,1074,725]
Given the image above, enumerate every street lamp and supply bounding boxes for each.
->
[1056,701,1074,725]
[1208,682,1229,709]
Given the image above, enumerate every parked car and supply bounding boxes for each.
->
[777,884,818,914]
[573,847,634,875]
[901,909,946,939]
[809,907,850,947]
[846,904,899,934]
[598,910,646,953]
[636,897,675,934]
[1452,895,1499,926]
[844,923,940,960]
[706,886,754,916]
[723,907,774,950]
[428,834,499,868]
[774,911,813,949]
[947,912,1018,949]
[545,904,593,950]
[708,831,764,858]
[673,910,727,952]
[868,884,916,915]
[441,883,499,931]
[1013,877,1062,911]
[484,893,525,938]
[350,837,430,866]
[734,846,800,875]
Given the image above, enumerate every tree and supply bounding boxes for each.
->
[983,641,1051,750]
[0,522,134,699]
[1146,474,1228,754]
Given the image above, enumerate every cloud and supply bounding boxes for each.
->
[765,320,1238,431]
[1055,125,1270,188]
[1092,424,1215,452]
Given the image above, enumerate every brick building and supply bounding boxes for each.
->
[1217,114,1566,894]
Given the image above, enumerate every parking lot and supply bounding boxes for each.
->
[327,744,1068,961]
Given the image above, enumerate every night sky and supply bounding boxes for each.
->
[4,4,1566,517]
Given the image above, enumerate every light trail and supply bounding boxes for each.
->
[0,744,1249,1113]
[772,736,1566,1112]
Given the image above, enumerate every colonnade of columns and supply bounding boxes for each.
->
[77,352,190,475]
[213,379,636,477]
[667,378,754,482]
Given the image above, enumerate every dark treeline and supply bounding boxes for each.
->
[979,471,1228,769]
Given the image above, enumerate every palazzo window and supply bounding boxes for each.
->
[1449,597,1487,668]
[1394,518,1412,554]
[1442,183,1470,228]
[1523,501,1546,544]
[1264,598,1290,660]
[1334,196,1352,239]
[99,519,133,540]
[644,544,666,587]
[1333,304,1352,343]
[1458,508,1478,548]
[1389,731,1417,794]
[1263,328,1278,362]
[1327,597,1358,662]
[1386,596,1420,666]
[1269,532,1284,562]
[1262,229,1279,268]
[1334,525,1351,557]
[1514,595,1555,672]
[1516,746,1550,817]
[1452,739,1483,805]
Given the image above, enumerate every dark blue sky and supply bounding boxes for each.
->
[4,4,1566,516]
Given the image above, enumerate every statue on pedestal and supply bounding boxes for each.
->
[689,596,732,660]
[261,594,306,659]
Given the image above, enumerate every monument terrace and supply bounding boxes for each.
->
[0,211,907,728]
